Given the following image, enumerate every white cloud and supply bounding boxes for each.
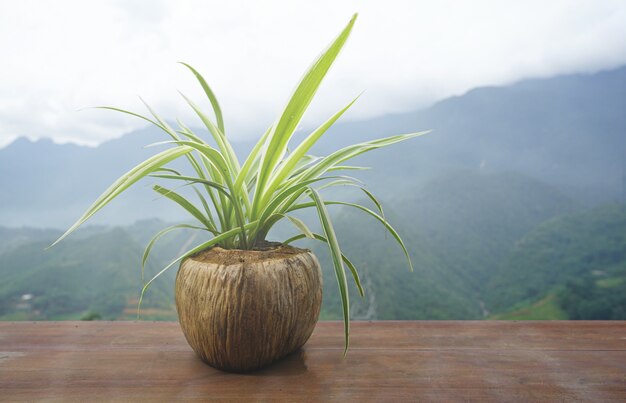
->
[1,0,625,148]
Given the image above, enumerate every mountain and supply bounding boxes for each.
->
[0,128,177,227]
[1,67,624,321]
[1,66,625,227]
[328,66,626,205]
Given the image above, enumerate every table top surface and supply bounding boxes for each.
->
[1,321,625,402]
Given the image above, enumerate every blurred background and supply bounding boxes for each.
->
[0,0,625,321]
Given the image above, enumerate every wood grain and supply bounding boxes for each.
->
[1,321,625,402]
[176,246,323,372]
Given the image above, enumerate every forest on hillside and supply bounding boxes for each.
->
[1,187,623,321]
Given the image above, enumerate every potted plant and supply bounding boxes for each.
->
[51,13,427,372]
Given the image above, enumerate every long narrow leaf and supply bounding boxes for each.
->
[289,200,413,272]
[298,131,430,185]
[49,146,193,247]
[308,188,350,355]
[140,106,225,229]
[327,165,371,172]
[94,106,164,130]
[284,232,364,297]
[142,224,208,281]
[153,166,218,230]
[358,187,387,236]
[164,140,233,185]
[281,214,315,239]
[257,175,358,225]
[235,126,272,191]
[277,131,429,211]
[191,186,217,231]
[264,94,361,204]
[149,174,231,199]
[153,185,213,229]
[139,97,182,140]
[149,142,248,247]
[253,14,357,216]
[179,91,240,173]
[179,62,225,134]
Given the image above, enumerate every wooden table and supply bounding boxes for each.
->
[1,321,624,401]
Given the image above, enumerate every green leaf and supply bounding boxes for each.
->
[151,141,248,248]
[49,145,193,248]
[284,232,364,297]
[282,214,315,239]
[149,173,231,199]
[235,126,272,191]
[94,106,164,131]
[139,97,181,140]
[179,62,225,134]
[253,14,358,216]
[142,224,208,281]
[179,91,240,174]
[338,249,364,298]
[156,140,235,200]
[191,186,217,231]
[152,167,218,230]
[308,187,350,355]
[264,93,361,205]
[134,103,225,228]
[289,200,413,272]
[358,186,387,237]
[257,175,357,226]
[298,131,430,185]
[277,131,429,211]
[327,165,371,172]
[154,167,182,176]
[311,177,365,193]
[152,185,213,229]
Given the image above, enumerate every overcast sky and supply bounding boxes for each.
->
[1,0,625,148]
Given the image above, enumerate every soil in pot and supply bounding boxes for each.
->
[175,243,323,372]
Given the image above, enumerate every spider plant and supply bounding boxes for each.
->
[50,13,428,352]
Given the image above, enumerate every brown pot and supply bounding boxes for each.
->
[175,243,323,372]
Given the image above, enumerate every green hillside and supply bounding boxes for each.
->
[486,204,626,313]
[489,294,567,320]
[309,210,479,320]
[558,274,626,319]
[490,271,626,321]
[0,226,180,320]
[402,170,575,292]
[0,180,622,322]
[304,170,576,320]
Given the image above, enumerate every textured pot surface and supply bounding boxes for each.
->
[175,244,323,372]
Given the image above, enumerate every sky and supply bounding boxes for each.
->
[1,0,626,148]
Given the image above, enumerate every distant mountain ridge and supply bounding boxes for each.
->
[2,65,624,227]
[339,65,626,202]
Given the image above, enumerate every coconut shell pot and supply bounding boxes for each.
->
[175,243,323,372]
